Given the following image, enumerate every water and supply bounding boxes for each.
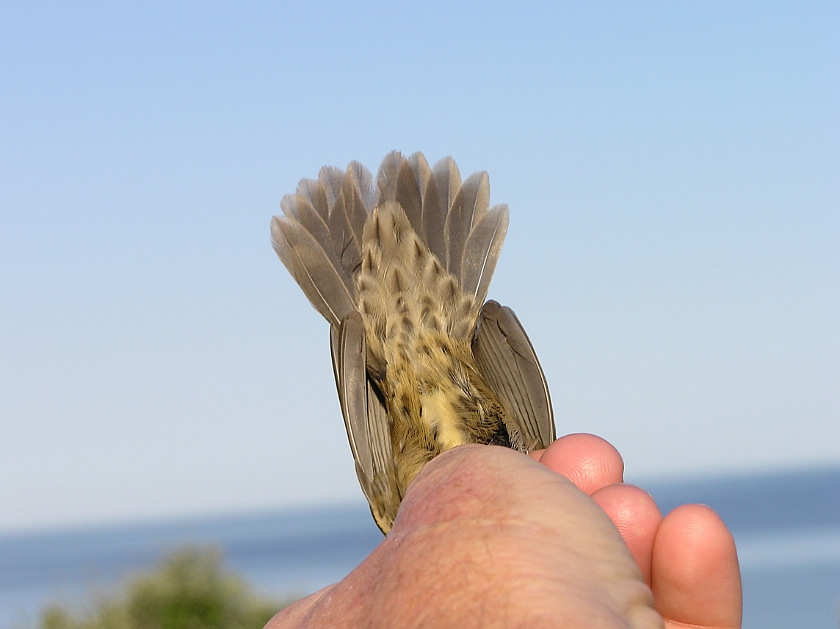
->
[1,466,838,628]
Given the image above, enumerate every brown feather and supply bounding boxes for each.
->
[348,160,377,212]
[395,158,423,236]
[446,170,489,279]
[270,215,355,326]
[319,166,345,210]
[376,151,403,204]
[461,203,509,306]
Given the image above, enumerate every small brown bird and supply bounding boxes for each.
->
[271,152,555,534]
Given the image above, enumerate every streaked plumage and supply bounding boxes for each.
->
[272,152,555,533]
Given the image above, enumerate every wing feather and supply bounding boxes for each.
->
[330,316,372,478]
[472,300,555,451]
[332,313,399,533]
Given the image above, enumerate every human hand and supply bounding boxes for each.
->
[533,434,742,628]
[267,436,741,628]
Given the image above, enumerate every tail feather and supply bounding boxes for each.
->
[461,170,491,227]
[395,158,424,237]
[400,152,447,266]
[446,170,490,281]
[341,167,370,247]
[318,165,345,211]
[327,191,363,279]
[419,168,447,266]
[431,156,462,216]
[271,215,356,326]
[407,152,432,193]
[272,152,507,333]
[358,203,475,346]
[430,156,462,265]
[376,151,402,204]
[348,160,377,212]
[295,178,329,220]
[280,193,341,280]
[462,203,509,306]
[405,153,436,247]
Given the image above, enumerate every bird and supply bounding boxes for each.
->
[271,151,555,534]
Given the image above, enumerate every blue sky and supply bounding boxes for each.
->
[1,1,837,533]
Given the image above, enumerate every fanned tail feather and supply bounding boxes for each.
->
[318,166,345,210]
[446,170,490,281]
[374,153,506,309]
[271,215,355,326]
[348,160,377,212]
[461,203,509,306]
[272,152,508,335]
[376,151,402,204]
[296,178,329,220]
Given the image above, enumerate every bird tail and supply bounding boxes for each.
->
[271,152,509,328]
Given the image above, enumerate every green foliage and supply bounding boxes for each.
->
[36,548,291,629]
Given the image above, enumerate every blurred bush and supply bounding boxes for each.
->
[36,548,292,629]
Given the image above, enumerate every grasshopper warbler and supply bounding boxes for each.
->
[271,152,555,533]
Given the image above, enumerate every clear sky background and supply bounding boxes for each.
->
[1,2,837,534]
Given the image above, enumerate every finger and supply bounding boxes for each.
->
[652,504,742,629]
[591,484,663,586]
[538,433,624,494]
[528,448,545,461]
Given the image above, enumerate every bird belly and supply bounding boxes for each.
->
[420,389,470,450]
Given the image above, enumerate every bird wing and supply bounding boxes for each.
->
[331,312,400,533]
[472,300,555,451]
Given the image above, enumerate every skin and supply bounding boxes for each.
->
[266,434,742,628]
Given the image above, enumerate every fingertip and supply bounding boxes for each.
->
[539,433,624,494]
[592,484,662,585]
[652,504,742,628]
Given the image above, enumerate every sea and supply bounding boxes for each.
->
[1,465,838,629]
